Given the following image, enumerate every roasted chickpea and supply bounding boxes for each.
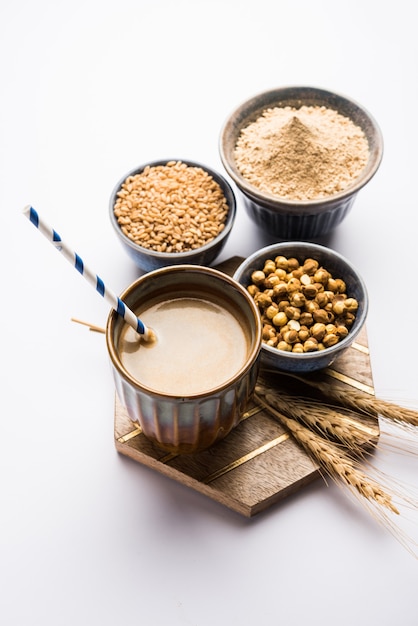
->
[292,342,304,353]
[286,277,301,294]
[282,329,299,344]
[313,268,330,284]
[290,291,306,308]
[327,277,338,292]
[287,257,300,271]
[288,319,301,332]
[274,268,287,280]
[272,282,288,299]
[247,284,259,297]
[335,278,346,293]
[304,337,319,352]
[262,324,276,340]
[332,296,346,316]
[345,312,356,327]
[254,292,272,309]
[263,260,276,275]
[345,297,359,312]
[302,283,318,299]
[299,312,313,327]
[316,291,329,308]
[305,300,320,314]
[265,304,279,319]
[267,336,279,347]
[311,322,327,342]
[284,305,301,320]
[313,308,331,324]
[335,324,349,338]
[264,274,281,288]
[302,258,319,275]
[251,270,265,285]
[246,254,358,355]
[323,333,339,348]
[274,256,289,270]
[300,273,312,286]
[325,323,337,335]
[272,311,288,327]
[298,326,310,342]
[289,267,303,279]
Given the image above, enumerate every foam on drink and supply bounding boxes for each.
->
[118,296,249,396]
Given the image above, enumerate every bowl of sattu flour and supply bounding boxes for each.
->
[219,86,383,239]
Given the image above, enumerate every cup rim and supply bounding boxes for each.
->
[106,264,262,398]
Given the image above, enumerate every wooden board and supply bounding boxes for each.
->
[114,257,378,517]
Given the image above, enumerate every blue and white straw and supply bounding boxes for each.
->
[23,205,155,342]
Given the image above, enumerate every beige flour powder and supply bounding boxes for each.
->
[234,105,369,201]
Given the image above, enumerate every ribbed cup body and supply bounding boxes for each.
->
[106,266,262,454]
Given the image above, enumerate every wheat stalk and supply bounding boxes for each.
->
[255,383,379,454]
[255,391,418,556]
[284,373,418,428]
[254,391,399,514]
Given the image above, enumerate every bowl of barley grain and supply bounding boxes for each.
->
[233,241,368,373]
[219,86,383,239]
[109,159,236,272]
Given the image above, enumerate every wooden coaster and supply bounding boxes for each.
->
[114,257,378,517]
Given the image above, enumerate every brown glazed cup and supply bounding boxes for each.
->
[106,265,262,454]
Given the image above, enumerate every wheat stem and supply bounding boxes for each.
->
[255,383,379,454]
[284,373,418,428]
[254,392,399,515]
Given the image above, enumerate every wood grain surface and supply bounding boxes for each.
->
[114,257,378,516]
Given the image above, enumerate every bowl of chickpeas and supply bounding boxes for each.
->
[233,241,368,373]
[109,159,236,272]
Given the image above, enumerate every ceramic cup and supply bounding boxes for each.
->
[106,265,262,454]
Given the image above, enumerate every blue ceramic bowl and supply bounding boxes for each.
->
[233,242,368,373]
[109,159,236,272]
[219,86,383,239]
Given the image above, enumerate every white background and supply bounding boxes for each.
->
[1,1,418,624]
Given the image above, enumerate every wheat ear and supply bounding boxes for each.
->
[254,392,399,515]
[255,383,379,453]
[285,374,418,428]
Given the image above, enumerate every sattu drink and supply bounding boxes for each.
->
[118,296,249,396]
[106,266,262,453]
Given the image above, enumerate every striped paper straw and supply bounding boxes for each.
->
[23,205,155,342]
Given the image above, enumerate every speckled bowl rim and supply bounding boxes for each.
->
[219,86,384,214]
[233,242,369,366]
[109,158,237,261]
